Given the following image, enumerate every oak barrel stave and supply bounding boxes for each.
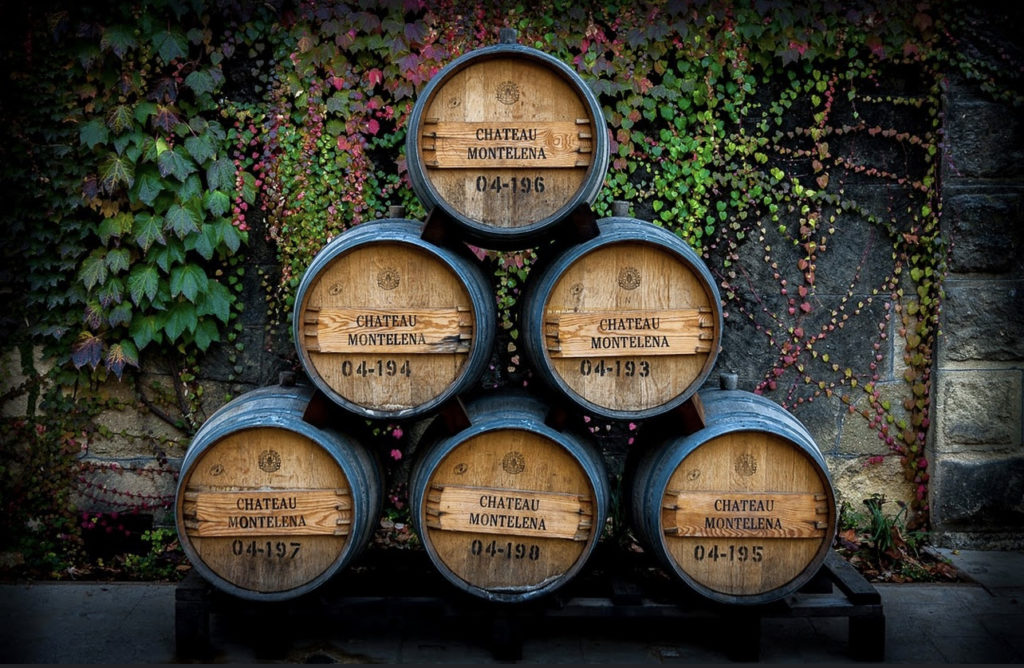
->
[406,36,610,250]
[520,215,723,420]
[174,383,382,602]
[409,390,610,603]
[292,217,496,420]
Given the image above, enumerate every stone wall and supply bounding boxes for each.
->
[930,77,1024,548]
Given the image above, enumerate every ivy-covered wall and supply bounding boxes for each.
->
[1,0,1021,577]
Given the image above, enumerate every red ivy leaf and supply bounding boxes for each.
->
[865,35,886,59]
[153,105,179,133]
[367,68,383,86]
[150,76,179,104]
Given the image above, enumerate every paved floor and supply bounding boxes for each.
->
[0,547,1022,664]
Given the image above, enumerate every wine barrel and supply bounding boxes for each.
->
[292,217,496,420]
[629,379,838,605]
[174,383,382,601]
[405,28,610,249]
[409,390,610,603]
[520,215,722,420]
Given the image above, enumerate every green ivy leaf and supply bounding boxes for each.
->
[184,69,216,96]
[326,92,348,113]
[153,30,188,64]
[177,175,204,204]
[98,213,133,245]
[206,157,236,191]
[157,146,196,182]
[105,248,131,275]
[203,190,231,217]
[100,154,135,193]
[80,119,109,149]
[186,223,218,260]
[101,24,138,59]
[130,313,162,349]
[184,133,215,164]
[193,317,220,351]
[164,301,198,340]
[133,212,166,251]
[107,104,135,134]
[128,264,160,306]
[134,101,158,125]
[96,277,124,307]
[239,170,257,203]
[112,132,133,156]
[196,279,232,323]
[165,203,200,239]
[80,252,108,290]
[150,240,184,273]
[133,169,164,207]
[169,263,208,302]
[123,130,144,162]
[218,220,242,254]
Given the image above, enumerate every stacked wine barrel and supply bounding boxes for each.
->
[175,29,837,607]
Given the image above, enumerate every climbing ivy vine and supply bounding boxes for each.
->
[1,0,1021,570]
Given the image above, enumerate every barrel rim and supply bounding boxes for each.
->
[696,389,832,473]
[405,42,611,249]
[410,404,610,603]
[522,216,724,420]
[291,217,497,420]
[174,387,382,602]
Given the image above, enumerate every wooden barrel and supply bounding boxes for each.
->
[292,217,496,420]
[520,215,722,420]
[405,29,610,249]
[629,382,838,605]
[174,383,382,601]
[409,390,610,603]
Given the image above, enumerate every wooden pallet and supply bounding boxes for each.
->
[174,546,884,662]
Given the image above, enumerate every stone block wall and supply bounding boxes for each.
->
[930,77,1024,548]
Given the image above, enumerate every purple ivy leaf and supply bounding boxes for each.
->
[405,21,428,46]
[106,341,139,379]
[398,53,420,76]
[71,332,105,370]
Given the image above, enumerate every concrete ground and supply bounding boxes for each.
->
[0,547,1022,664]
